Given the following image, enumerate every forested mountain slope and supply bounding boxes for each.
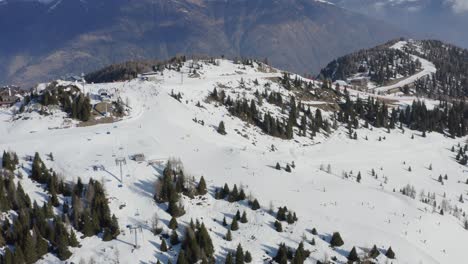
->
[319,39,468,98]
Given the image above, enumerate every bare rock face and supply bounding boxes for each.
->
[0,0,404,86]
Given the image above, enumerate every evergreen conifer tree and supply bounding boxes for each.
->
[231,218,239,231]
[171,230,180,245]
[197,176,207,195]
[274,221,283,232]
[240,211,248,223]
[235,244,244,264]
[69,230,79,247]
[274,243,288,264]
[330,232,344,247]
[226,230,232,241]
[311,228,317,235]
[347,247,359,262]
[251,199,260,210]
[160,239,168,252]
[244,251,252,263]
[23,232,38,264]
[385,247,395,259]
[369,245,380,258]
[169,217,179,230]
[217,121,227,135]
[225,252,234,264]
[177,250,188,264]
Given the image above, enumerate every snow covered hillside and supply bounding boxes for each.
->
[0,59,467,264]
[320,39,468,99]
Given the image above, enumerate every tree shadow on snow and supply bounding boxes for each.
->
[131,178,156,199]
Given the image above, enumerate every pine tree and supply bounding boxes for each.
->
[13,246,25,264]
[217,121,227,135]
[0,231,4,247]
[223,217,228,226]
[240,211,248,223]
[69,230,80,247]
[235,210,241,221]
[110,214,120,238]
[177,250,189,264]
[348,246,359,262]
[275,163,281,170]
[292,242,306,264]
[160,239,168,252]
[169,217,179,230]
[226,229,232,241]
[231,217,239,231]
[225,229,232,241]
[276,207,287,221]
[244,251,252,263]
[197,176,207,195]
[235,244,244,264]
[251,199,260,210]
[311,228,317,235]
[385,247,395,259]
[330,232,344,247]
[171,230,180,245]
[274,243,288,264]
[274,221,283,232]
[229,185,239,202]
[56,235,72,260]
[310,238,316,246]
[369,245,380,258]
[225,252,234,264]
[238,188,246,200]
[198,223,214,257]
[35,233,49,257]
[357,172,361,183]
[23,232,38,264]
[285,164,292,173]
[4,248,14,264]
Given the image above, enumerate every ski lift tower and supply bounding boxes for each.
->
[127,225,143,250]
[81,73,86,94]
[115,157,126,187]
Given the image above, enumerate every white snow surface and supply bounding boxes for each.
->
[0,60,467,264]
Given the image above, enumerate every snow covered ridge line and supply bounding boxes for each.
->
[2,58,466,141]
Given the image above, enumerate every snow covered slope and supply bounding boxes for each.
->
[0,60,467,264]
[372,40,437,93]
[321,39,468,99]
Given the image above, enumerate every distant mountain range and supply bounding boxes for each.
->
[0,0,405,87]
[329,0,468,49]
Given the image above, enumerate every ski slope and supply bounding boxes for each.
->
[0,60,467,264]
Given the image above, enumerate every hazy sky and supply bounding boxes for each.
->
[450,0,468,12]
